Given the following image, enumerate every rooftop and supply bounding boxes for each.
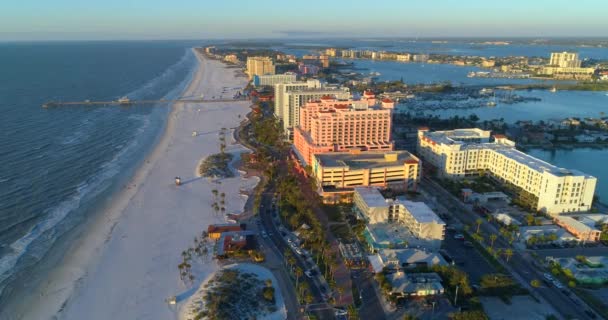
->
[555,216,601,234]
[314,151,418,170]
[422,128,594,178]
[354,187,390,209]
[399,200,445,225]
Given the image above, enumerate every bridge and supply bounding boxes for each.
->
[42,98,247,108]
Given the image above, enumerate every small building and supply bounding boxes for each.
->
[368,249,447,272]
[519,225,577,244]
[208,223,245,240]
[386,272,444,297]
[492,213,521,226]
[215,231,255,257]
[554,216,602,242]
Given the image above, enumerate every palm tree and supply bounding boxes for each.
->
[475,218,483,233]
[212,189,218,198]
[337,286,344,304]
[504,248,513,262]
[295,267,303,294]
[489,234,498,248]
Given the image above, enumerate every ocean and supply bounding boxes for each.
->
[0,40,201,302]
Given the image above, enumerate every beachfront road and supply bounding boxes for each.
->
[259,190,336,320]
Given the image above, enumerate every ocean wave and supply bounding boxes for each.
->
[0,49,198,297]
[121,49,195,100]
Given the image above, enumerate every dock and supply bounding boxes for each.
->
[42,98,246,108]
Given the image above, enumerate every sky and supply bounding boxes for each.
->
[1,0,607,41]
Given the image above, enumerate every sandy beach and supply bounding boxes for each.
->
[8,50,256,320]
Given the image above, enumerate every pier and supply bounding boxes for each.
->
[42,98,246,108]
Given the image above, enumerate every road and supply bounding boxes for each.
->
[259,189,336,320]
[350,269,386,320]
[421,177,597,320]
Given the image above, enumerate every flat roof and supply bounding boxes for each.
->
[354,187,389,208]
[556,216,601,234]
[423,129,593,178]
[400,200,445,224]
[315,151,417,170]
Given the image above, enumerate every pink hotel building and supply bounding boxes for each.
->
[293,91,396,165]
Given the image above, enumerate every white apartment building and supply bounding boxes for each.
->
[417,128,597,214]
[252,73,297,87]
[353,187,445,242]
[274,80,350,138]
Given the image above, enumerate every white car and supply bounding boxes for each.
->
[553,280,564,289]
[543,273,554,281]
[305,270,313,278]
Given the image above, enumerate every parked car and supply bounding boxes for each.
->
[543,273,554,281]
[454,234,465,240]
[552,280,564,289]
[463,241,474,248]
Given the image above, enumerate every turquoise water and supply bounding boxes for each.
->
[0,40,201,301]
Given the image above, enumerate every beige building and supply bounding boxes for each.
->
[550,52,582,68]
[312,151,420,202]
[543,52,594,79]
[417,128,597,214]
[396,54,411,62]
[246,56,275,79]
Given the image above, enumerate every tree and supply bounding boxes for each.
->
[295,266,303,294]
[476,218,483,233]
[489,234,498,248]
[504,248,513,262]
[531,279,542,288]
[337,286,345,303]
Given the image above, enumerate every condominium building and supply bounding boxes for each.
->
[550,52,582,68]
[353,187,445,241]
[246,56,275,79]
[293,93,395,165]
[311,151,420,203]
[274,80,350,138]
[417,128,597,214]
[252,73,297,87]
[396,54,411,62]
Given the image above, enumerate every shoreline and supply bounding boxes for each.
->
[7,49,254,320]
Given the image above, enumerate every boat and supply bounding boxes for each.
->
[550,87,557,93]
[117,96,131,104]
[486,101,496,107]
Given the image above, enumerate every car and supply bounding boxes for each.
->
[261,231,268,238]
[295,248,303,255]
[552,280,564,289]
[543,273,554,281]
[305,270,313,278]
[454,234,465,240]
[463,241,474,247]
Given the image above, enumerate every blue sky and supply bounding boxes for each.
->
[1,0,607,40]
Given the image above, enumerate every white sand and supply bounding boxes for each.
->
[12,50,256,320]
